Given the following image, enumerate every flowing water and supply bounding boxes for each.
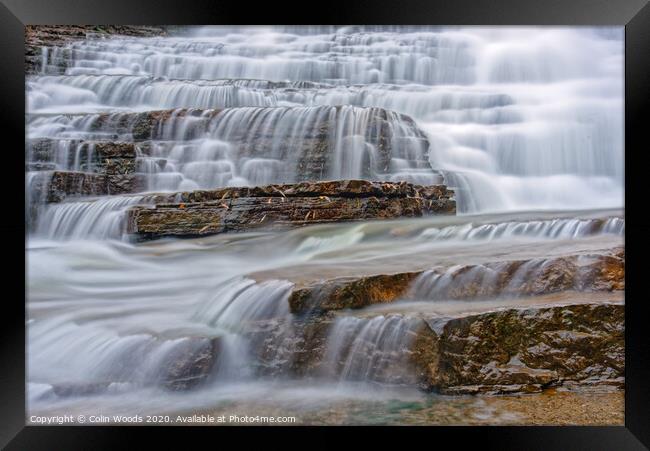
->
[26,26,624,424]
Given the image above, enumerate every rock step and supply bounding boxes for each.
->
[27,140,141,202]
[287,247,624,313]
[28,138,139,163]
[127,180,456,240]
[27,105,422,139]
[29,171,144,203]
[27,139,139,180]
[412,300,624,394]
[252,293,623,394]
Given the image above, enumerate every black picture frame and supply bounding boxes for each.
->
[3,0,649,448]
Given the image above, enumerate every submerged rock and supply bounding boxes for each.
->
[127,180,456,240]
[51,382,111,397]
[161,337,221,391]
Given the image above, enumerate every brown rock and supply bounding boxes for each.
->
[289,272,421,314]
[127,180,456,240]
[287,248,624,313]
[42,171,107,202]
[161,337,221,391]
[412,302,624,394]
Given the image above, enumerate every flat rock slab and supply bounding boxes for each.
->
[127,180,456,240]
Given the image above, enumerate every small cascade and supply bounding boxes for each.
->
[321,315,422,385]
[28,74,518,118]
[34,195,148,240]
[28,105,438,196]
[418,216,624,242]
[408,264,507,301]
[28,315,221,391]
[27,138,98,172]
[192,278,294,379]
[41,29,477,84]
[28,277,294,395]
[408,248,623,302]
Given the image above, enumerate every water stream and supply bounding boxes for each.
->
[26,26,624,423]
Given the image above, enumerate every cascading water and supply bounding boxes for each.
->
[28,25,623,214]
[321,315,422,385]
[26,26,625,423]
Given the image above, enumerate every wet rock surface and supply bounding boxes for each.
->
[412,302,624,394]
[27,140,142,202]
[289,272,421,314]
[161,337,221,391]
[29,170,142,203]
[252,314,335,378]
[288,247,624,313]
[127,180,456,239]
[28,139,138,166]
[32,171,108,202]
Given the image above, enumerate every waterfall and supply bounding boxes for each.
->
[28,276,295,394]
[418,217,624,242]
[28,26,623,213]
[25,26,625,420]
[34,195,148,240]
[321,315,422,385]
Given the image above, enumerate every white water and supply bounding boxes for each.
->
[27,25,623,214]
[27,209,624,407]
[26,26,624,422]
[322,315,422,384]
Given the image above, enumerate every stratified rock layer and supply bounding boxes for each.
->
[127,180,456,239]
[27,140,141,201]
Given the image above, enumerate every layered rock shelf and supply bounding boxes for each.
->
[288,247,625,313]
[27,106,432,182]
[249,293,624,395]
[27,139,142,203]
[258,246,625,394]
[127,180,456,239]
[160,247,625,394]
